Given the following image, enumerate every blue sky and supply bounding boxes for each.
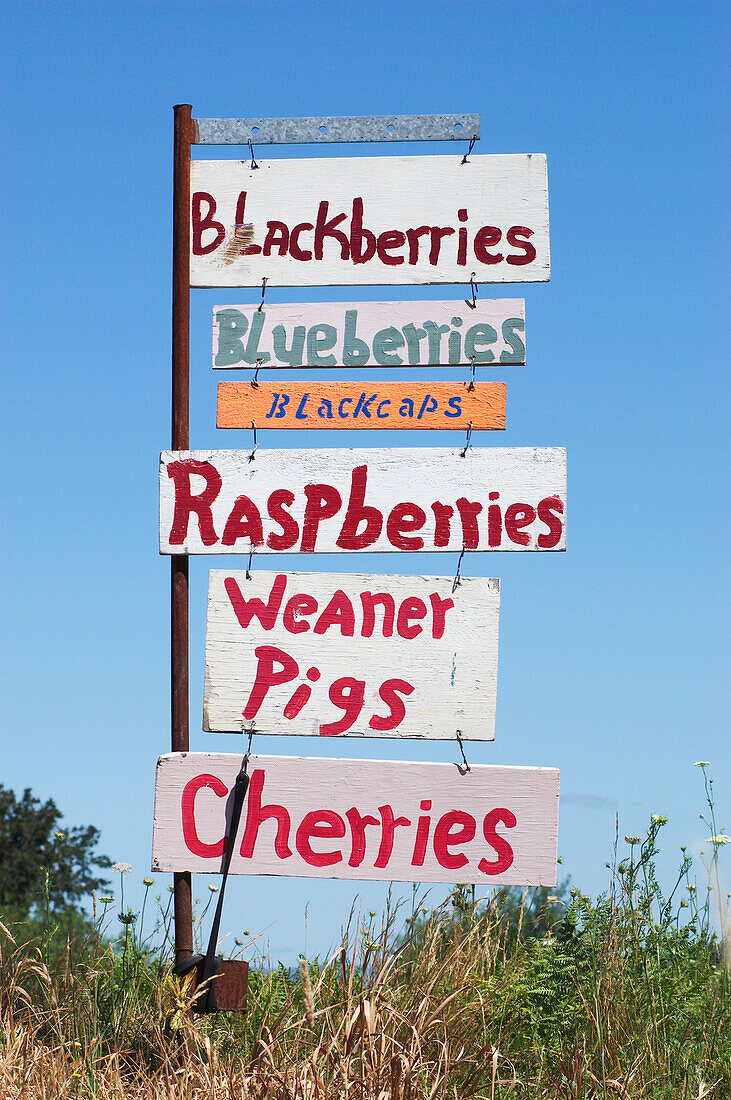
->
[2,0,728,961]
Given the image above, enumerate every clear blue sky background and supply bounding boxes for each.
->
[2,1,728,962]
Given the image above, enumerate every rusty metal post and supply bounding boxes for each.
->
[172,103,193,965]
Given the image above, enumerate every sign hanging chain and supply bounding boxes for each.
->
[465,272,479,310]
[460,421,473,458]
[248,421,258,462]
[452,544,466,593]
[248,141,259,170]
[461,135,478,164]
[455,731,471,774]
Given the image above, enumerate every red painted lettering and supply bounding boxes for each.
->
[504,503,537,546]
[537,496,564,549]
[377,229,406,265]
[296,810,346,867]
[282,593,318,634]
[181,773,227,857]
[350,197,376,264]
[397,597,427,640]
[411,800,432,866]
[478,808,516,874]
[429,592,454,639]
[386,502,426,550]
[374,805,411,868]
[243,644,299,719]
[167,459,222,546]
[221,495,264,547]
[473,226,503,265]
[336,466,383,550]
[431,502,453,547]
[192,192,225,256]
[320,677,365,736]
[369,678,414,732]
[301,482,342,552]
[456,497,483,549]
[239,769,292,859]
[360,592,395,638]
[433,810,476,869]
[506,226,536,266]
[225,573,287,631]
[314,591,356,636]
[314,201,350,260]
[345,807,380,867]
[266,489,299,550]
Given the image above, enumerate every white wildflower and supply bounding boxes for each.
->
[707,834,730,846]
[111,862,131,874]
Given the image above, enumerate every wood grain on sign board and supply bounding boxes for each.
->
[217,382,506,431]
[152,753,560,886]
[190,155,549,287]
[204,571,499,740]
[159,447,566,555]
[212,300,526,368]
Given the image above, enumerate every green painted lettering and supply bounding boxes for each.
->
[215,309,249,366]
[373,326,404,366]
[307,324,338,366]
[500,318,525,363]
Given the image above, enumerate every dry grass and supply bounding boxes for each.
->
[3,768,731,1100]
[0,876,729,1100]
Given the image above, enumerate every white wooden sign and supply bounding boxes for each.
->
[152,753,560,885]
[159,447,566,555]
[212,300,526,368]
[191,155,549,287]
[205,571,499,740]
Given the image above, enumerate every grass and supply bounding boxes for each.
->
[0,767,729,1098]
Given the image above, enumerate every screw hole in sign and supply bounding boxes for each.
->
[251,126,259,135]
[387,123,395,133]
[319,125,327,134]
[454,122,463,132]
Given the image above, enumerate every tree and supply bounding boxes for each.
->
[0,785,111,921]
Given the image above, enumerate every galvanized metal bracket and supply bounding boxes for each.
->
[193,114,480,146]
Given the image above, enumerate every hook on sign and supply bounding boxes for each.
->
[455,731,471,775]
[248,421,258,462]
[250,362,262,389]
[245,549,254,580]
[451,544,466,594]
[461,135,478,165]
[257,277,267,313]
[460,420,473,458]
[248,141,259,170]
[467,356,476,392]
[465,273,478,310]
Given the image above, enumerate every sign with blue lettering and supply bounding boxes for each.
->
[217,382,506,431]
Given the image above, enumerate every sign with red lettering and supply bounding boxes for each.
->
[204,571,499,739]
[191,155,549,287]
[152,753,560,885]
[212,300,526,368]
[159,447,566,555]
[217,382,506,431]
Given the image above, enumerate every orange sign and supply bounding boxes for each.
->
[217,382,506,430]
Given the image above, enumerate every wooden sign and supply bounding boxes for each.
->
[217,382,506,431]
[204,571,499,739]
[212,300,526,368]
[191,155,549,287]
[159,447,566,555]
[152,753,560,886]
